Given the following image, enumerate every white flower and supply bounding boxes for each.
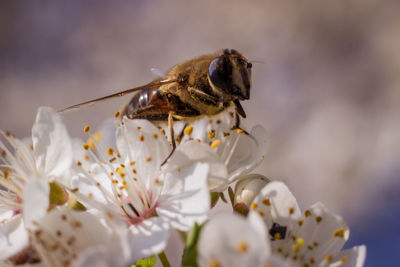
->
[71,118,210,258]
[197,212,270,267]
[162,107,268,192]
[0,107,72,261]
[249,181,366,267]
[29,207,133,267]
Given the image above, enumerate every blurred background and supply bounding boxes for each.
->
[1,0,399,265]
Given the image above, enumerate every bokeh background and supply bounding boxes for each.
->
[1,1,399,265]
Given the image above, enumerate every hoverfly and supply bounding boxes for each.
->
[61,49,253,165]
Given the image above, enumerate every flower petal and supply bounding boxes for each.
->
[198,212,270,267]
[22,178,49,228]
[32,107,72,178]
[128,217,170,258]
[0,214,29,260]
[157,162,210,231]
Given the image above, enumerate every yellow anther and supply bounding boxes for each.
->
[211,139,221,149]
[258,210,264,216]
[146,157,152,162]
[315,216,322,223]
[292,244,299,253]
[208,130,215,139]
[184,125,193,135]
[274,233,281,240]
[177,168,181,173]
[139,135,144,142]
[297,238,305,246]
[262,198,271,206]
[77,161,82,166]
[130,161,136,166]
[250,203,258,210]
[159,129,166,135]
[152,133,158,139]
[236,129,244,134]
[304,210,311,217]
[236,241,248,253]
[132,169,137,174]
[83,125,90,132]
[333,228,345,238]
[325,254,332,262]
[107,147,114,155]
[340,257,347,263]
[114,111,120,118]
[83,144,89,150]
[154,178,160,184]
[298,220,303,226]
[116,167,125,176]
[1,168,10,179]
[288,207,295,214]
[137,126,141,131]
[112,179,118,184]
[195,138,200,142]
[208,259,221,267]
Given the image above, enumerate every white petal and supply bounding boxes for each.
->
[157,163,210,231]
[32,106,72,178]
[116,119,170,185]
[327,245,366,267]
[0,214,29,260]
[163,142,228,191]
[252,181,301,229]
[234,174,271,206]
[22,178,49,228]
[226,125,268,186]
[198,212,270,267]
[128,217,170,258]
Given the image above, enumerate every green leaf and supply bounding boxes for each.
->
[49,181,69,206]
[134,256,156,267]
[210,192,219,208]
[228,186,235,207]
[181,223,202,267]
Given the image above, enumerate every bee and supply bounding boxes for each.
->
[61,49,253,165]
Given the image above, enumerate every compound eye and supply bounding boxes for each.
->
[208,56,233,91]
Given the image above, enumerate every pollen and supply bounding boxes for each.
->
[315,216,322,223]
[83,144,89,150]
[274,233,281,240]
[250,203,258,210]
[292,244,299,253]
[208,259,221,267]
[132,169,137,174]
[258,210,264,216]
[112,179,119,184]
[236,129,244,134]
[146,157,152,162]
[1,168,10,179]
[160,129,166,135]
[177,168,181,173]
[154,178,160,184]
[107,147,114,155]
[297,238,305,246]
[77,161,82,166]
[288,207,295,214]
[184,125,193,135]
[341,257,347,263]
[236,241,248,253]
[304,210,312,217]
[223,132,230,137]
[262,198,271,206]
[333,228,345,238]
[116,167,125,176]
[298,220,303,226]
[152,133,158,139]
[84,154,90,161]
[208,130,215,139]
[195,138,200,142]
[211,139,221,149]
[325,254,332,262]
[83,125,90,132]
[139,135,144,142]
[130,161,136,166]
[114,111,120,118]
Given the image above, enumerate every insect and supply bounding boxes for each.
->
[61,49,253,165]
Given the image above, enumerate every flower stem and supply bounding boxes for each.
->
[158,251,171,267]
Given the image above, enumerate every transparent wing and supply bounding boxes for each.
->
[59,79,177,113]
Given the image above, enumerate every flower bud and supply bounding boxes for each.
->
[234,174,270,207]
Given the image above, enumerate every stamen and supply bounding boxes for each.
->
[83,125,90,133]
[184,126,193,135]
[288,207,295,214]
[208,130,215,139]
[152,133,158,139]
[333,228,345,238]
[139,135,144,142]
[114,111,120,118]
[315,216,322,224]
[250,203,258,210]
[107,148,114,155]
[236,241,248,253]
[236,129,244,134]
[146,157,152,162]
[304,210,312,217]
[83,144,89,150]
[211,139,221,149]
[325,254,332,262]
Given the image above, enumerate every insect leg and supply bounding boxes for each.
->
[161,111,176,166]
[231,112,250,135]
[188,87,219,104]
